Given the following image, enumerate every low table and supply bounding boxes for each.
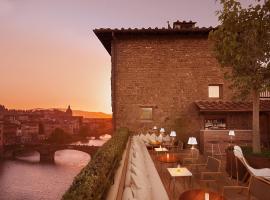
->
[157,153,181,175]
[157,153,181,163]
[154,147,168,153]
[149,141,162,150]
[179,189,226,200]
[167,167,192,198]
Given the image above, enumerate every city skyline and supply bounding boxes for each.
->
[0,0,252,113]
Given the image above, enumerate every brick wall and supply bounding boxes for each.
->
[200,130,253,154]
[112,34,235,142]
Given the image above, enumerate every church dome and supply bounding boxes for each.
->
[66,105,72,116]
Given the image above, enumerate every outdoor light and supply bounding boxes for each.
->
[170,130,176,143]
[160,128,165,133]
[205,193,210,200]
[188,137,197,149]
[228,130,235,145]
[228,130,235,179]
[170,131,176,137]
[228,130,235,136]
[158,134,163,143]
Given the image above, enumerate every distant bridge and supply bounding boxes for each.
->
[3,144,100,162]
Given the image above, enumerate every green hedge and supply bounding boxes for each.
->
[242,146,270,158]
[62,127,129,200]
[227,146,270,158]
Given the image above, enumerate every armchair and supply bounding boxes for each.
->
[223,175,270,200]
[190,156,222,189]
[233,145,270,184]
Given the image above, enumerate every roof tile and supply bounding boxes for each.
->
[195,100,270,112]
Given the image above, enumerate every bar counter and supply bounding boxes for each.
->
[199,129,252,154]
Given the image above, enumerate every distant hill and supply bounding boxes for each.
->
[72,110,112,118]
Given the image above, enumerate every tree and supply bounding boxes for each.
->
[210,0,270,153]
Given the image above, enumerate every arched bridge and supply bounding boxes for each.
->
[4,144,100,162]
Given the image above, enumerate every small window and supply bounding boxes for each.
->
[208,85,222,98]
[140,107,153,120]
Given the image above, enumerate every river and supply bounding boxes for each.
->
[0,140,106,200]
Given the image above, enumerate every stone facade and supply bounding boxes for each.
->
[0,123,3,154]
[94,23,270,145]
[112,34,234,140]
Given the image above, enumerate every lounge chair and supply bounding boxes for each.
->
[170,140,184,153]
[182,147,199,165]
[189,156,222,189]
[223,175,270,200]
[233,145,270,183]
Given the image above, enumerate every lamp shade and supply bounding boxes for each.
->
[188,137,197,145]
[160,128,165,133]
[170,131,176,137]
[153,126,157,130]
[228,130,235,136]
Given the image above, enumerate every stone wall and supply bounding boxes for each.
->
[112,34,235,142]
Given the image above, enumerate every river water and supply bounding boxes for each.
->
[0,140,106,200]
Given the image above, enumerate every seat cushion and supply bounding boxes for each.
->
[122,187,136,200]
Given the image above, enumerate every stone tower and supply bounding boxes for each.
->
[66,105,73,117]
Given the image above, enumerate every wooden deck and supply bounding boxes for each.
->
[149,150,253,200]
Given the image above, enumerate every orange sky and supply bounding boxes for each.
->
[0,0,253,113]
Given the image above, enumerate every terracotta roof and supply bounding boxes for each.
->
[195,100,270,112]
[93,26,216,55]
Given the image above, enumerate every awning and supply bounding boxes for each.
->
[195,100,270,112]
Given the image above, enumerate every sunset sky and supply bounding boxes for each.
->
[0,0,253,114]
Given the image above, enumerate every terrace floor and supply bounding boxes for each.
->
[149,150,254,200]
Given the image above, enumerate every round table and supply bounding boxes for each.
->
[179,189,226,200]
[157,153,181,163]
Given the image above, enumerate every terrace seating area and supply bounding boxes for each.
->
[123,135,169,200]
[122,132,270,200]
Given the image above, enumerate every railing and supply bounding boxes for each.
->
[260,90,270,98]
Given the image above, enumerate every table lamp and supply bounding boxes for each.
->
[170,130,176,143]
[170,130,176,137]
[228,130,235,145]
[228,130,235,179]
[160,128,165,133]
[158,134,163,143]
[188,137,197,149]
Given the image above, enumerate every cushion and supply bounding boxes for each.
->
[122,187,136,200]
[163,135,171,142]
[131,154,145,170]
[130,173,149,189]
[139,134,146,141]
[145,133,151,140]
[150,134,156,141]
[156,135,163,142]
[130,177,152,200]
[125,168,131,186]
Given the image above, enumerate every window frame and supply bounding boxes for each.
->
[139,106,153,121]
[208,84,223,99]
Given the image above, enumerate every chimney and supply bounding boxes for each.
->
[173,20,196,29]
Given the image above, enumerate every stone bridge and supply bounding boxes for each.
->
[4,144,100,162]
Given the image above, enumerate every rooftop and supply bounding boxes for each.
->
[93,20,216,54]
[195,100,270,112]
